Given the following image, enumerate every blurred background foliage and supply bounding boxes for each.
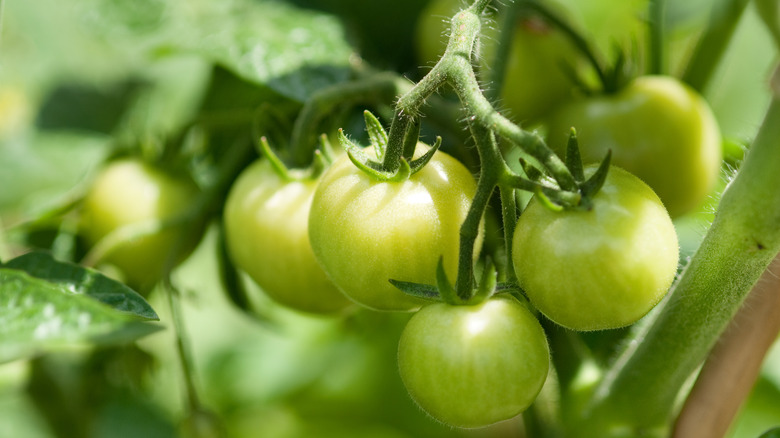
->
[0,0,778,437]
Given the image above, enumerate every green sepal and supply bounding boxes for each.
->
[565,128,586,183]
[341,129,414,182]
[318,133,336,164]
[534,187,566,212]
[388,279,440,301]
[408,136,442,175]
[307,134,336,179]
[495,282,524,295]
[519,158,543,181]
[469,258,497,305]
[363,110,388,161]
[580,150,612,200]
[257,136,291,181]
[436,256,462,305]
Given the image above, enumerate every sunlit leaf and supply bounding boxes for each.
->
[4,252,158,321]
[0,269,160,364]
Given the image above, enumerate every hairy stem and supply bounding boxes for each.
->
[499,184,518,283]
[585,92,780,433]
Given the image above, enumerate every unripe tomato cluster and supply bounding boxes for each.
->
[76,0,725,430]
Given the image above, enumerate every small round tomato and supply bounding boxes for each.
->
[308,144,481,312]
[397,296,550,428]
[80,158,203,292]
[223,160,353,315]
[545,75,723,218]
[512,165,679,331]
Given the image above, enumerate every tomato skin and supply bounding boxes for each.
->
[308,145,481,312]
[223,160,353,314]
[512,166,679,331]
[80,158,202,292]
[397,296,550,428]
[545,75,722,218]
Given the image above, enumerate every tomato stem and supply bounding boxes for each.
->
[164,281,204,414]
[499,185,519,283]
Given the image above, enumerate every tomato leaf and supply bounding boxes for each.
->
[180,0,354,102]
[0,268,161,364]
[3,252,158,321]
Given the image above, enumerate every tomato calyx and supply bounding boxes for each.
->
[389,258,523,306]
[340,111,442,182]
[256,133,334,183]
[510,129,611,212]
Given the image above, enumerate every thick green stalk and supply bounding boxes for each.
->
[681,0,751,92]
[583,94,780,433]
[457,123,506,300]
[499,185,518,283]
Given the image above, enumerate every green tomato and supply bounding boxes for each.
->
[80,158,202,292]
[512,165,679,331]
[308,145,481,312]
[397,296,550,428]
[223,160,353,315]
[545,75,723,218]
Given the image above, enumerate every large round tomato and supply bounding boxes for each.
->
[223,160,353,315]
[80,158,203,292]
[308,144,481,312]
[397,296,550,428]
[415,0,583,124]
[512,165,679,331]
[545,75,722,218]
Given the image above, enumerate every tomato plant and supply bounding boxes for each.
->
[79,158,203,292]
[512,165,679,331]
[223,159,353,314]
[3,1,780,438]
[397,296,550,428]
[545,75,723,218]
[308,144,481,312]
